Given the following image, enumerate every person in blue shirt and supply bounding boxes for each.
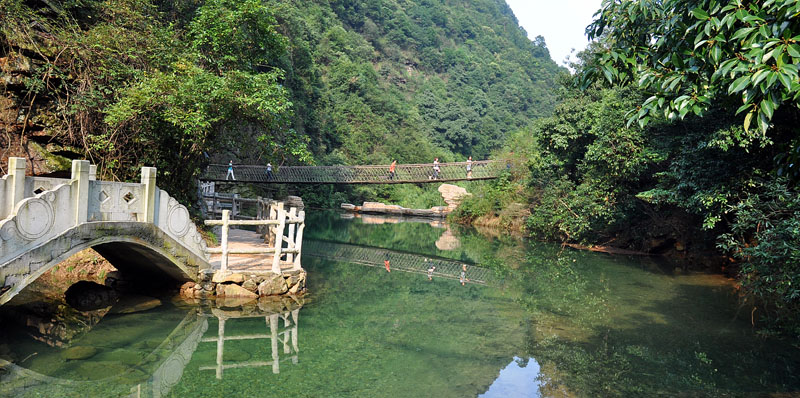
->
[226,161,235,180]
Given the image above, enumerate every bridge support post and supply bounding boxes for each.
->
[271,207,285,274]
[286,207,297,264]
[141,167,157,223]
[7,157,26,215]
[291,308,299,363]
[71,160,90,224]
[292,211,305,271]
[221,209,230,272]
[270,313,280,374]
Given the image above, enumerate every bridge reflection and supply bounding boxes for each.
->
[0,299,302,398]
[303,239,498,286]
[198,305,299,379]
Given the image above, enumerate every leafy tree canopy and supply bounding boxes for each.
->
[582,0,800,180]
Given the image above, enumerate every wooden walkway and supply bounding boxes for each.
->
[202,160,503,184]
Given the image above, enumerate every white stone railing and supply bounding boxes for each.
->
[0,157,209,268]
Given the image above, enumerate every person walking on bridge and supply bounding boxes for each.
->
[466,156,473,179]
[226,160,236,180]
[384,252,391,273]
[389,159,397,181]
[266,162,274,180]
[432,158,440,180]
[426,259,436,281]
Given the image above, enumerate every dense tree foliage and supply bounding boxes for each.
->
[581,0,800,336]
[583,0,800,180]
[454,0,800,336]
[0,0,316,195]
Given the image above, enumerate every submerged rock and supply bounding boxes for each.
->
[62,346,97,360]
[109,295,162,314]
[65,281,118,311]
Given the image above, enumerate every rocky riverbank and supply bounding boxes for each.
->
[341,183,471,218]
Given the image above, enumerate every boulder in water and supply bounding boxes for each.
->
[62,346,97,360]
[109,295,162,314]
[65,281,118,311]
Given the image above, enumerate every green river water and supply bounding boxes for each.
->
[1,210,799,397]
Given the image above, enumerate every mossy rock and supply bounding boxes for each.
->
[117,368,148,384]
[109,295,162,314]
[94,348,144,366]
[62,346,98,360]
[73,361,130,380]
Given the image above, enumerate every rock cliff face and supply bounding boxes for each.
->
[1,51,78,176]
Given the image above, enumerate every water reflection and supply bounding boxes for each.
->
[3,211,800,397]
[198,306,299,378]
[0,298,303,398]
[479,357,542,398]
[304,239,497,286]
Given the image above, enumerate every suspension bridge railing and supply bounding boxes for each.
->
[202,160,504,184]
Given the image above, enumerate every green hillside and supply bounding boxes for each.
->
[0,0,563,199]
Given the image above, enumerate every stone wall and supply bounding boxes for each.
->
[179,269,306,300]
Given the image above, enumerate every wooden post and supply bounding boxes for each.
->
[221,209,230,272]
[291,308,299,364]
[232,195,238,219]
[270,314,280,374]
[215,317,225,379]
[256,196,263,235]
[268,201,282,248]
[286,207,297,263]
[293,211,305,271]
[212,193,218,218]
[271,206,285,274]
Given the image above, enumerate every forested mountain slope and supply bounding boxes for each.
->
[0,0,563,197]
[271,0,563,164]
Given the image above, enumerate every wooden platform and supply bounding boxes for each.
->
[207,229,292,272]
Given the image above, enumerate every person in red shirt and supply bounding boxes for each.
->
[389,160,397,180]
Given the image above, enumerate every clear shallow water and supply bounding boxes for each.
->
[1,211,799,397]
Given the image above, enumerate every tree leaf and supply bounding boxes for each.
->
[691,7,710,20]
[744,109,754,132]
[728,75,750,93]
[760,99,775,119]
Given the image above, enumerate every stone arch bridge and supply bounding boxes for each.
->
[0,157,210,306]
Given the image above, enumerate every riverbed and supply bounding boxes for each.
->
[0,210,798,397]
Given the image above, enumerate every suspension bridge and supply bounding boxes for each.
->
[202,160,504,184]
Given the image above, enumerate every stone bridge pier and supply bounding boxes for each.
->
[0,158,210,305]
